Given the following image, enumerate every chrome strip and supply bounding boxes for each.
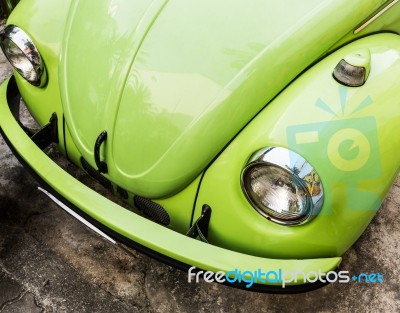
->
[354,0,399,34]
[38,187,117,244]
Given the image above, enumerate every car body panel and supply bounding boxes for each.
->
[60,0,384,198]
[194,33,400,259]
[1,0,400,290]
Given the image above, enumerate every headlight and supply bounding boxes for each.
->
[241,147,324,225]
[0,25,46,86]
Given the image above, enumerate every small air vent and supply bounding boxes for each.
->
[134,196,170,226]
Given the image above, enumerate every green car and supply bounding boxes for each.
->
[0,0,399,292]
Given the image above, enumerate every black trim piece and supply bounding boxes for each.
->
[31,113,59,150]
[81,157,112,190]
[94,130,108,174]
[0,76,332,293]
[186,204,212,242]
[62,115,70,162]
[116,186,129,200]
[189,170,207,228]
[6,76,35,137]
[6,76,58,148]
[6,76,20,121]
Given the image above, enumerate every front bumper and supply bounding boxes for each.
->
[0,76,342,293]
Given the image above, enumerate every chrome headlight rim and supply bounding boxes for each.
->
[241,146,324,226]
[0,25,46,87]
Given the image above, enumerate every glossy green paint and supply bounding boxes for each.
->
[66,117,200,233]
[0,77,341,283]
[1,0,400,286]
[6,0,72,156]
[194,34,400,259]
[6,0,200,233]
[331,0,400,50]
[60,0,384,198]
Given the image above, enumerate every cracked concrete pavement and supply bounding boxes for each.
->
[0,39,399,313]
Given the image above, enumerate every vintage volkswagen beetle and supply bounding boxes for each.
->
[0,0,399,292]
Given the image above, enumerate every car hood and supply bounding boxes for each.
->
[59,0,383,197]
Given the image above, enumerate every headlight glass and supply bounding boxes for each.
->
[241,147,324,225]
[0,25,46,86]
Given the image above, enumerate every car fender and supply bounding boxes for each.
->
[194,33,400,259]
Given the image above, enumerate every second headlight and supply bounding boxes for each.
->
[0,25,46,86]
[241,146,324,226]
